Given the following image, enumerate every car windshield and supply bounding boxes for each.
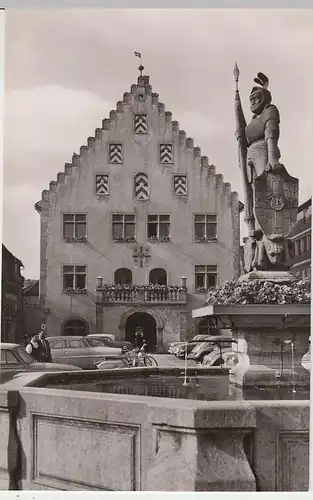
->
[15,346,34,364]
[82,338,92,347]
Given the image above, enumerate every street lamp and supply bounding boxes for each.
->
[96,276,103,289]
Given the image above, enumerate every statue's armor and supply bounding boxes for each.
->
[245,104,280,181]
[245,104,280,146]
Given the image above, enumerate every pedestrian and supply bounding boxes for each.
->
[134,327,144,349]
[22,334,29,347]
[25,335,44,362]
[38,329,53,362]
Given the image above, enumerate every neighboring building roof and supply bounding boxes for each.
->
[2,244,24,268]
[23,279,39,296]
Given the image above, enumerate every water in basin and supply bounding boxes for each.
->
[40,371,309,401]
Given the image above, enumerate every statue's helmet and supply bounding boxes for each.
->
[250,72,272,115]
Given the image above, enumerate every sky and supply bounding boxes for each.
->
[2,8,313,279]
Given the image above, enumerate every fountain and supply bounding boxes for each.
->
[0,66,309,492]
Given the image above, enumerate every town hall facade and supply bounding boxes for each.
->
[35,73,241,351]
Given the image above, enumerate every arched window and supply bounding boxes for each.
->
[114,268,133,285]
[198,317,218,336]
[134,172,149,200]
[149,268,167,286]
[63,319,88,336]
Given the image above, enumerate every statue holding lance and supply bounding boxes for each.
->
[233,64,298,273]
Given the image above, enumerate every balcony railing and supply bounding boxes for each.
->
[96,284,187,304]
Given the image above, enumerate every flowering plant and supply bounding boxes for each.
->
[113,236,136,243]
[64,236,87,243]
[148,235,171,243]
[195,286,207,293]
[195,236,217,243]
[205,278,311,305]
[64,287,88,295]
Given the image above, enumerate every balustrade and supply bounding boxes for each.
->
[96,285,187,304]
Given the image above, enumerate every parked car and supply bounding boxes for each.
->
[47,336,122,369]
[168,335,212,355]
[87,333,116,342]
[188,336,237,363]
[87,334,133,350]
[174,336,217,359]
[0,343,83,384]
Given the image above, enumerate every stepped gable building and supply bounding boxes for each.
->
[35,73,241,351]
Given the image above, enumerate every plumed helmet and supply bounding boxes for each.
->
[250,72,272,114]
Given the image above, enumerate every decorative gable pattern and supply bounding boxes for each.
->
[173,175,187,196]
[108,143,123,164]
[95,174,109,195]
[134,173,149,200]
[134,114,147,134]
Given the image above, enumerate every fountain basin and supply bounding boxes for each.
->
[0,367,310,492]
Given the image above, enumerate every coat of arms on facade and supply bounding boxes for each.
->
[132,245,151,267]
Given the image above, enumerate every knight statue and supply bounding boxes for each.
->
[234,64,299,273]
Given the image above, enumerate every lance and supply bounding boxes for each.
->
[233,63,254,236]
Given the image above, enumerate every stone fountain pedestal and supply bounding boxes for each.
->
[192,301,310,392]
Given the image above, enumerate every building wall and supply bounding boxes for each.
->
[1,245,24,343]
[37,75,240,341]
[288,199,311,279]
[23,280,41,336]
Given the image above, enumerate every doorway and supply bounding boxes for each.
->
[125,312,157,352]
[63,318,89,336]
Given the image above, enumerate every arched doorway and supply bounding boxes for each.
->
[149,268,167,285]
[63,318,89,336]
[125,312,157,352]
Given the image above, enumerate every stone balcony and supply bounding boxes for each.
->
[96,284,187,305]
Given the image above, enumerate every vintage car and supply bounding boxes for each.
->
[87,333,116,342]
[168,335,211,355]
[47,335,122,369]
[86,334,133,350]
[0,343,82,384]
[187,336,238,363]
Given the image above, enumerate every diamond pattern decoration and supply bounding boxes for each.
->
[95,174,109,195]
[160,144,173,164]
[173,175,187,196]
[134,173,149,200]
[134,114,147,134]
[108,143,123,164]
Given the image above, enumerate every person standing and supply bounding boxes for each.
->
[25,335,44,362]
[38,329,53,362]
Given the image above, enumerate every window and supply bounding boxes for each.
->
[173,175,188,196]
[63,214,87,241]
[306,234,311,253]
[195,265,217,291]
[67,339,84,349]
[198,317,218,336]
[114,268,132,285]
[147,215,170,242]
[48,339,64,349]
[0,350,6,364]
[194,214,217,242]
[149,268,167,286]
[112,214,136,242]
[108,143,123,164]
[5,351,19,365]
[160,144,173,164]
[63,265,87,291]
[134,114,147,134]
[134,173,149,200]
